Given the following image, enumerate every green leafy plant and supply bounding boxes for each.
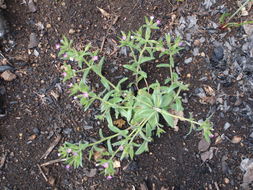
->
[57,17,213,177]
[219,0,253,29]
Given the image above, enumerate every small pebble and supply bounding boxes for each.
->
[63,128,73,135]
[213,46,224,61]
[28,33,39,49]
[1,70,16,81]
[193,39,201,46]
[28,134,37,141]
[200,52,205,57]
[28,0,37,13]
[224,177,230,184]
[69,29,75,34]
[224,122,231,130]
[184,57,193,64]
[231,136,242,144]
[46,23,51,28]
[33,127,40,135]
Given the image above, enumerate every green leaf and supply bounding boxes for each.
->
[116,77,128,89]
[106,113,128,136]
[161,112,174,127]
[156,63,170,68]
[139,56,154,64]
[161,93,174,108]
[133,108,155,123]
[138,71,147,79]
[129,145,134,159]
[135,141,148,155]
[123,64,137,72]
[139,131,152,142]
[169,55,174,67]
[152,87,162,107]
[146,123,153,137]
[112,140,124,147]
[84,43,91,52]
[165,83,180,94]
[82,68,91,82]
[135,90,153,107]
[88,147,94,160]
[80,97,88,105]
[69,83,80,96]
[119,109,132,122]
[101,78,110,90]
[108,123,121,134]
[171,98,183,111]
[63,63,75,82]
[107,139,113,154]
[156,126,165,137]
[99,129,104,138]
[148,113,159,129]
[83,98,95,111]
[109,97,122,104]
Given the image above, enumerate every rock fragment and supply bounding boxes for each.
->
[28,33,39,48]
[231,136,242,144]
[0,9,8,38]
[198,138,211,152]
[84,168,97,177]
[28,0,37,13]
[240,158,253,189]
[1,70,16,81]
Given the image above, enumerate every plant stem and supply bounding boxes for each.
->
[95,71,118,90]
[227,0,251,23]
[88,133,119,148]
[108,115,152,161]
[169,55,174,83]
[94,95,130,109]
[156,108,200,126]
[82,56,119,91]
[137,44,149,88]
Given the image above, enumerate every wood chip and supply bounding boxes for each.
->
[97,7,110,18]
[113,160,121,168]
[199,96,216,105]
[41,158,66,167]
[203,85,215,96]
[28,134,37,141]
[37,164,48,182]
[231,136,242,144]
[93,147,106,161]
[40,135,61,159]
[0,152,7,169]
[140,183,148,190]
[113,119,126,128]
[215,136,223,145]
[48,176,56,186]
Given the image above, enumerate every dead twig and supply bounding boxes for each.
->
[100,36,106,52]
[40,134,62,159]
[0,152,7,169]
[99,12,119,52]
[41,158,66,167]
[214,182,220,190]
[37,164,48,182]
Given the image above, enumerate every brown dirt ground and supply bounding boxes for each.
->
[0,0,252,190]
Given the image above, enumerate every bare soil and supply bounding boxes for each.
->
[0,0,252,190]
